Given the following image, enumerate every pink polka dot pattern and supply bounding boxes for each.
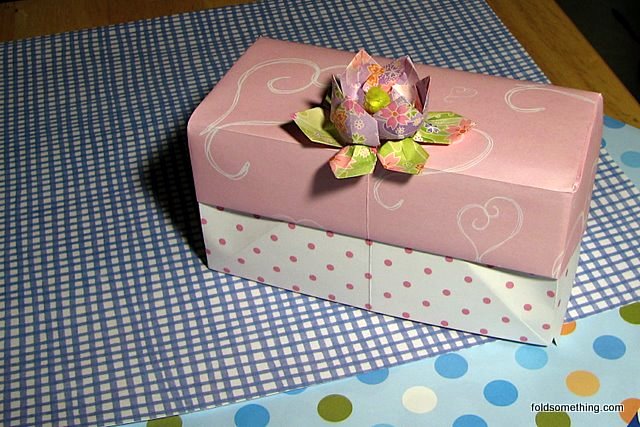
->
[199,203,579,345]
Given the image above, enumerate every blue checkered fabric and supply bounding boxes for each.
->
[1,0,638,425]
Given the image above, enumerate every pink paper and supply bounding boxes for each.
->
[188,38,602,278]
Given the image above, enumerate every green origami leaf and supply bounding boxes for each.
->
[330,145,377,179]
[293,107,343,147]
[414,111,474,145]
[377,138,429,175]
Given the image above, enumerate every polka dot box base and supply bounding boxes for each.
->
[129,302,640,427]
[201,205,580,345]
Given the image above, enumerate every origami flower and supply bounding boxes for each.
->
[293,49,475,178]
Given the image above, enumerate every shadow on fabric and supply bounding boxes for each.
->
[142,128,207,265]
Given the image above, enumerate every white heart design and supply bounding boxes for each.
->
[444,86,478,103]
[457,196,524,262]
[374,128,494,211]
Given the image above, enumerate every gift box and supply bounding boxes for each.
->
[187,38,602,344]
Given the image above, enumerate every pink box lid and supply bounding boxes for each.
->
[187,37,602,278]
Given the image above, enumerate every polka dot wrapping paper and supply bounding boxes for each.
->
[199,204,581,345]
[1,0,639,426]
[127,302,640,427]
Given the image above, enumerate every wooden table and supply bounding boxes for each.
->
[2,0,639,127]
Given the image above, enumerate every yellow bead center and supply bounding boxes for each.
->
[364,86,391,114]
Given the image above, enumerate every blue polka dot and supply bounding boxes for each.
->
[434,353,468,379]
[372,424,395,427]
[234,404,270,427]
[604,116,625,128]
[601,138,607,147]
[515,346,548,369]
[483,380,518,406]
[284,387,306,395]
[357,368,389,385]
[593,335,626,360]
[621,151,640,168]
[453,414,488,427]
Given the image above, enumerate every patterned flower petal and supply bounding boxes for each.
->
[414,111,476,145]
[330,145,378,179]
[374,96,423,140]
[340,49,379,100]
[377,138,429,175]
[293,107,342,147]
[415,76,431,113]
[386,56,420,103]
[332,98,380,147]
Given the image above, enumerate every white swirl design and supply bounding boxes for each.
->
[551,211,585,277]
[444,86,478,103]
[200,59,344,179]
[373,172,404,211]
[457,196,524,263]
[505,84,597,113]
[372,128,494,211]
[272,214,325,229]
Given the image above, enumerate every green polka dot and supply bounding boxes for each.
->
[620,302,640,324]
[147,415,182,427]
[535,411,571,427]
[317,394,353,422]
